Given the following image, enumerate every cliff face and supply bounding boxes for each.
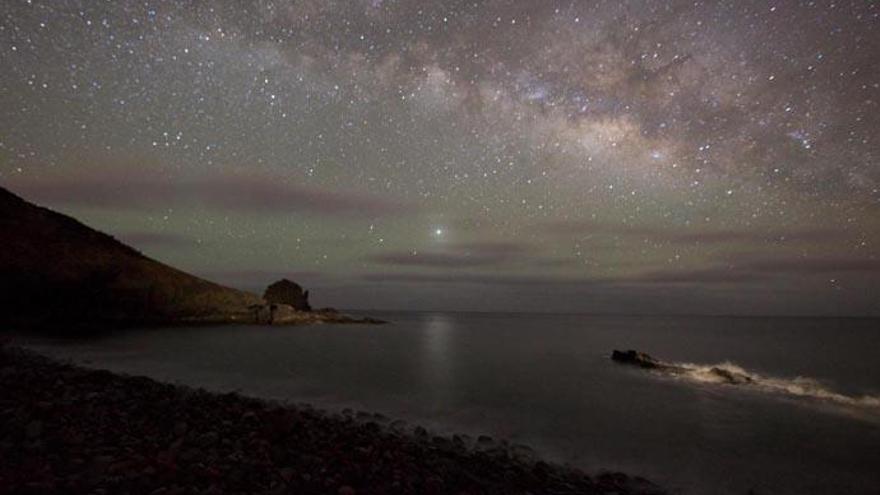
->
[0,186,261,329]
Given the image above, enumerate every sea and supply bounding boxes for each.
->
[13,312,880,495]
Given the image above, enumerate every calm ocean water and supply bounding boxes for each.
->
[15,313,880,495]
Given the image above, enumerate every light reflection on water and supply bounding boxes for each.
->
[421,313,454,408]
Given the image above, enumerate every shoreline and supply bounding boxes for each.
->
[1,310,387,336]
[0,342,664,495]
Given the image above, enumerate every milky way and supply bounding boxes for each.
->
[1,1,878,314]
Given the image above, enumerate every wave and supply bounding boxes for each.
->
[647,357,880,409]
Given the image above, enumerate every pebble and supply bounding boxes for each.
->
[25,420,43,438]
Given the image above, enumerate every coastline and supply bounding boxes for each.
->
[0,342,664,495]
[178,310,387,327]
[1,310,386,336]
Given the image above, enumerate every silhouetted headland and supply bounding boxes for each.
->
[0,186,383,332]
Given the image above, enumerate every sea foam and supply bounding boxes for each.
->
[660,360,880,409]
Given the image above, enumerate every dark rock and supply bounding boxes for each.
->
[611,350,662,369]
[263,279,311,312]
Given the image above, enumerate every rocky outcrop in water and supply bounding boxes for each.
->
[611,350,663,369]
[611,349,753,385]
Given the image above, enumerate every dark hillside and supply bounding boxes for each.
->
[0,186,260,329]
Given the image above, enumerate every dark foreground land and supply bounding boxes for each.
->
[0,343,664,495]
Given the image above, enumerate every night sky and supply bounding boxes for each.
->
[2,1,878,315]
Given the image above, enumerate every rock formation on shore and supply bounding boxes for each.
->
[263,279,311,312]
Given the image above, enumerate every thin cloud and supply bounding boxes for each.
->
[11,175,414,218]
[629,267,765,285]
[741,256,880,274]
[360,272,605,288]
[628,255,880,285]
[367,252,509,268]
[537,220,845,245]
[366,241,538,269]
